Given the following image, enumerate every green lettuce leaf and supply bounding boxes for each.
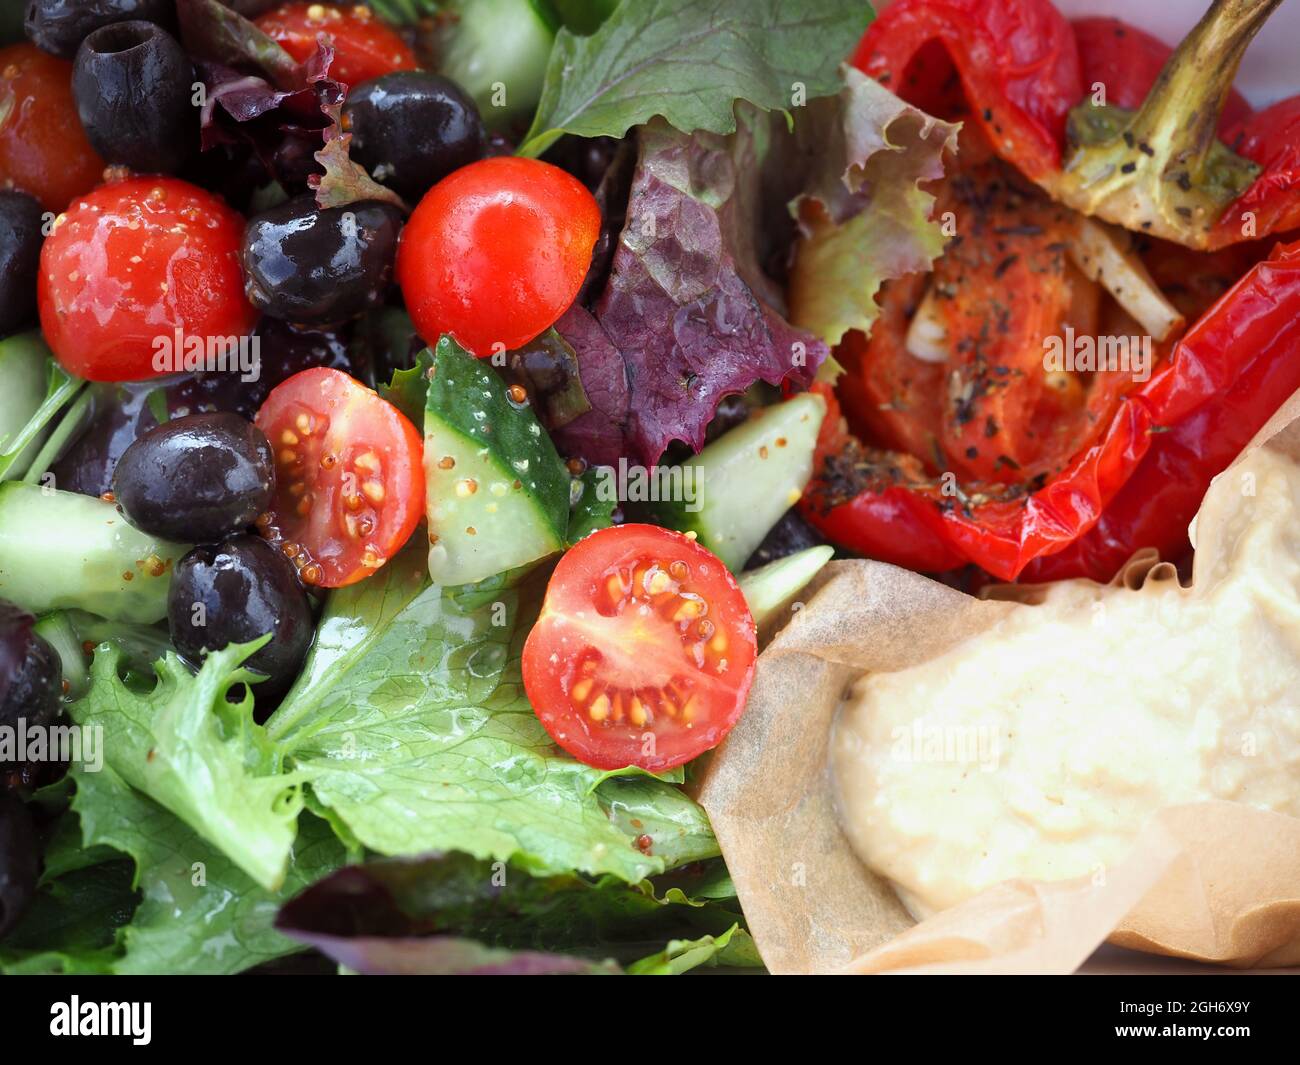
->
[786,65,960,347]
[0,837,137,976]
[2,766,346,976]
[70,766,346,976]
[627,924,761,974]
[67,641,305,891]
[267,536,716,882]
[517,0,874,158]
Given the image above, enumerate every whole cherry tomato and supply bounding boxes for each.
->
[397,156,601,357]
[0,43,105,212]
[255,2,418,86]
[38,177,256,382]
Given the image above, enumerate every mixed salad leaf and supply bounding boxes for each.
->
[517,0,873,157]
[68,641,302,892]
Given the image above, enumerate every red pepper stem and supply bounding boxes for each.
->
[1126,0,1281,185]
[1056,0,1281,247]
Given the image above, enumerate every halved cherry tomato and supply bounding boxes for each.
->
[255,2,418,87]
[397,156,601,357]
[37,176,255,382]
[0,43,105,212]
[254,367,424,588]
[522,525,757,772]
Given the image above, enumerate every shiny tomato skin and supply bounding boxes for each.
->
[0,43,105,212]
[37,177,255,382]
[397,156,601,357]
[523,525,757,772]
[254,367,424,588]
[255,2,418,87]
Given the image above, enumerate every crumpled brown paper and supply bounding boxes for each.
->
[696,398,1300,975]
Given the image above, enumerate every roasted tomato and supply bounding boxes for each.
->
[255,2,418,87]
[37,176,255,382]
[254,367,424,587]
[397,156,601,357]
[522,525,757,772]
[0,43,105,212]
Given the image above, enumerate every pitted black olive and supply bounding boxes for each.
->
[167,317,362,421]
[0,191,46,336]
[0,793,39,939]
[167,536,313,705]
[72,20,196,174]
[24,0,175,60]
[111,412,275,542]
[0,600,62,741]
[343,72,486,201]
[242,196,404,325]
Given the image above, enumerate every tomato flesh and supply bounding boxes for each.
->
[0,43,105,212]
[37,176,255,382]
[397,156,601,356]
[523,525,757,772]
[254,367,424,588]
[256,2,418,86]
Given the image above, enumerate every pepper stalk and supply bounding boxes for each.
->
[1044,0,1281,249]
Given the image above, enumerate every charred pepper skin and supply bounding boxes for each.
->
[804,2,1300,580]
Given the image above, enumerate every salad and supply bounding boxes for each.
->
[0,0,1296,979]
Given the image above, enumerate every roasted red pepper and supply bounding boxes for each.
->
[803,0,1300,582]
[856,0,1300,250]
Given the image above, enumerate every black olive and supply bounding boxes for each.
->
[0,793,39,939]
[242,197,404,325]
[168,536,313,704]
[744,509,828,570]
[49,380,157,499]
[0,191,46,337]
[50,323,365,496]
[72,20,196,174]
[0,600,62,741]
[167,317,362,421]
[24,0,175,60]
[112,412,275,542]
[343,72,486,201]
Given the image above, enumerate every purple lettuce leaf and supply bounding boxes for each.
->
[553,119,827,467]
[548,304,630,466]
[275,850,753,976]
[178,0,399,208]
[291,930,621,975]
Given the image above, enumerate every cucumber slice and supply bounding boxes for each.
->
[645,393,826,571]
[33,612,89,700]
[738,545,834,632]
[436,0,555,127]
[423,336,570,587]
[0,332,79,481]
[0,483,189,623]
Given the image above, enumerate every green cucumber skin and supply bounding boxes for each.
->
[423,337,571,587]
[437,0,555,126]
[647,393,827,571]
[0,483,189,624]
[0,333,56,477]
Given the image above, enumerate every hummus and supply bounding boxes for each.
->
[833,446,1300,918]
